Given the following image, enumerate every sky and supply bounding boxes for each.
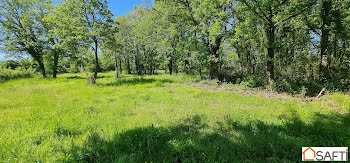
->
[108,0,145,17]
[0,0,145,62]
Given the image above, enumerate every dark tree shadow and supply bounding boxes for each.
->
[65,75,108,80]
[98,78,173,87]
[65,76,86,80]
[67,113,350,162]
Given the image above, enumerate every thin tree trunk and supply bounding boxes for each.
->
[247,48,252,75]
[114,55,119,78]
[119,59,122,74]
[127,58,131,74]
[94,40,99,80]
[340,40,345,64]
[135,55,142,76]
[319,0,331,82]
[333,36,337,59]
[266,25,276,85]
[309,57,314,80]
[169,57,173,75]
[53,50,59,78]
[80,56,85,73]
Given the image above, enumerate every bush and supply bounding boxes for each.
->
[86,73,96,84]
[241,76,267,88]
[273,77,323,97]
[0,68,35,83]
[0,60,20,69]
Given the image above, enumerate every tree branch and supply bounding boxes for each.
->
[274,1,316,27]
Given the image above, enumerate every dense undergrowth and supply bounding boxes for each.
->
[0,68,35,83]
[0,72,349,162]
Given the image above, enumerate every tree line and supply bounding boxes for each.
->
[1,0,350,95]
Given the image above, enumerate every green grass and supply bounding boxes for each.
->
[0,72,349,162]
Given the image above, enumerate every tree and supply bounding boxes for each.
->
[67,0,113,82]
[101,23,121,78]
[0,0,51,77]
[304,0,350,85]
[239,0,316,85]
[156,0,235,79]
[42,1,73,78]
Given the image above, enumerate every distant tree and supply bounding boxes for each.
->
[156,0,236,79]
[101,23,121,78]
[66,0,113,82]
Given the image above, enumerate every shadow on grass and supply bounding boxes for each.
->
[64,75,109,80]
[65,76,86,80]
[98,77,174,87]
[68,113,350,162]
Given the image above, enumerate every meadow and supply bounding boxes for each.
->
[0,72,349,162]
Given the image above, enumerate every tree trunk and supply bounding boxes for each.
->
[340,40,345,64]
[119,59,122,74]
[184,53,190,74]
[266,25,275,85]
[114,55,119,78]
[94,40,99,80]
[135,55,142,76]
[208,36,223,79]
[53,50,59,78]
[29,48,46,78]
[169,57,173,75]
[38,57,46,78]
[252,55,256,75]
[309,57,314,80]
[333,36,337,59]
[127,58,131,74]
[209,60,219,79]
[247,48,252,75]
[80,57,85,73]
[319,0,331,82]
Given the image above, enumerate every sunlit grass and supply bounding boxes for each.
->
[0,72,349,162]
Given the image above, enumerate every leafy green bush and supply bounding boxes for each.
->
[0,68,35,83]
[241,76,267,88]
[0,60,20,69]
[86,73,96,84]
[273,78,323,97]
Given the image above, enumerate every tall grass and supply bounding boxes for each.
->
[0,72,349,162]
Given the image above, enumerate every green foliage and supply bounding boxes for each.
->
[241,76,267,88]
[2,0,350,94]
[0,0,52,77]
[0,60,20,69]
[0,68,35,83]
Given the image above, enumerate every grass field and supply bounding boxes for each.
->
[0,72,349,162]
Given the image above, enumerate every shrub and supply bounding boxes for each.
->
[86,73,96,84]
[241,76,267,88]
[0,68,35,83]
[0,60,20,69]
[273,78,323,97]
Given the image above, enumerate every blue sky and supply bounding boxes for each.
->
[108,0,145,17]
[0,0,145,62]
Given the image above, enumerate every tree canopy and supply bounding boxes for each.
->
[1,0,350,95]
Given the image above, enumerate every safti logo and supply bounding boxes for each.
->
[302,147,348,161]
